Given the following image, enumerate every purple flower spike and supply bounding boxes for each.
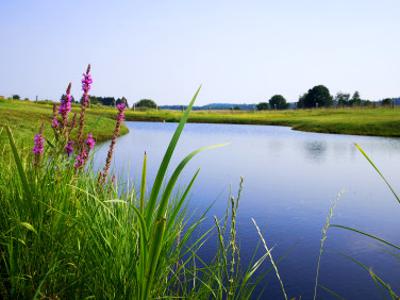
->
[65,141,74,156]
[59,83,72,126]
[86,133,96,150]
[116,103,125,112]
[116,103,126,122]
[81,65,93,107]
[74,148,88,169]
[33,133,44,155]
[52,117,59,129]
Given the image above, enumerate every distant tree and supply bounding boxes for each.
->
[116,97,129,108]
[299,85,333,108]
[135,99,157,109]
[335,92,350,107]
[256,102,269,110]
[102,97,116,106]
[233,105,241,110]
[361,100,372,107]
[268,94,288,110]
[23,97,29,101]
[297,93,307,109]
[349,91,361,106]
[382,98,393,106]
[12,94,20,100]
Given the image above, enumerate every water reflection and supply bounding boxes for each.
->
[303,140,327,162]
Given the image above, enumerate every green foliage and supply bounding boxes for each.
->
[0,100,128,149]
[349,91,362,106]
[298,85,333,108]
[382,98,393,106]
[269,94,288,110]
[256,102,269,110]
[118,107,400,137]
[0,89,268,299]
[335,92,350,107]
[135,99,157,109]
[12,94,20,100]
[89,96,116,106]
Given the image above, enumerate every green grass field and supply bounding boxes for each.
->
[0,99,129,149]
[120,107,400,137]
[2,99,400,144]
[77,103,400,137]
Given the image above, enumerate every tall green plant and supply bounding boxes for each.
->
[0,83,268,299]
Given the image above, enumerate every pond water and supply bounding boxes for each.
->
[93,121,400,299]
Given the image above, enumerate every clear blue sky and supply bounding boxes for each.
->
[1,0,399,105]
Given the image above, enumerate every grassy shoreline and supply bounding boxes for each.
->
[86,105,400,137]
[2,99,400,139]
[121,108,400,137]
[0,100,129,147]
[0,91,269,299]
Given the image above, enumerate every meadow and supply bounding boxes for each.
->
[0,99,129,149]
[1,92,399,299]
[122,106,400,137]
[0,87,275,299]
[2,98,400,143]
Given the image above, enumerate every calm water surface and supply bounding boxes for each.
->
[94,121,400,299]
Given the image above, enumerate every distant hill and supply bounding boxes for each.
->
[160,103,257,111]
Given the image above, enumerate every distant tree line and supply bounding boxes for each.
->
[256,85,398,111]
[134,99,157,109]
[257,94,289,110]
[88,96,129,108]
[3,91,398,110]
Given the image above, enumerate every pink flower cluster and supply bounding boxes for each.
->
[51,117,59,129]
[74,133,96,169]
[33,133,44,155]
[86,133,96,150]
[58,84,72,117]
[74,149,88,169]
[116,103,126,121]
[65,141,74,156]
[81,65,93,107]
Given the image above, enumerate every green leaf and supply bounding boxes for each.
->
[355,143,400,204]
[331,224,400,251]
[20,222,37,235]
[155,143,227,223]
[140,151,147,214]
[5,126,33,205]
[146,86,201,225]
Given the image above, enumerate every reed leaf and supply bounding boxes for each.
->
[146,86,201,224]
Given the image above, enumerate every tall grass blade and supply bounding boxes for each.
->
[331,224,400,250]
[144,217,167,300]
[318,285,345,300]
[313,190,343,300]
[355,143,400,204]
[155,143,227,222]
[343,254,399,299]
[251,218,288,300]
[167,168,200,232]
[140,151,147,213]
[5,126,33,205]
[146,86,201,224]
